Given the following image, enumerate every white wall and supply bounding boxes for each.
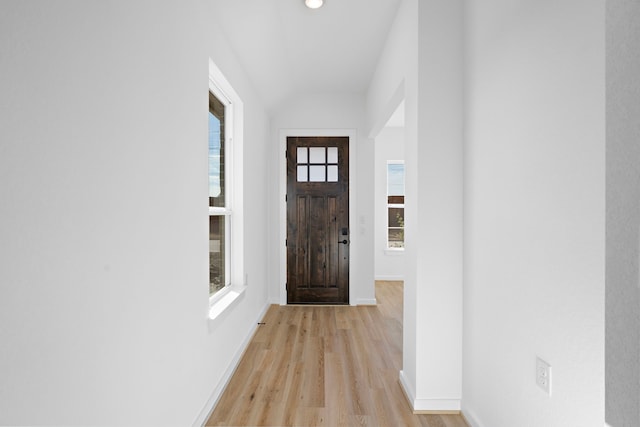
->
[374,127,405,280]
[463,1,605,426]
[366,0,419,401]
[367,0,464,411]
[606,0,640,425]
[268,92,376,305]
[369,0,607,422]
[0,2,271,425]
[414,0,464,408]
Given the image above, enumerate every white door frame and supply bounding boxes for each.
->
[278,129,357,305]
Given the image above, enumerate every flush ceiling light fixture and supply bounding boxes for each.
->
[305,0,324,9]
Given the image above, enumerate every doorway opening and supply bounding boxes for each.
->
[374,100,405,282]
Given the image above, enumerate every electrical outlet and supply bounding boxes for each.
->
[536,357,552,395]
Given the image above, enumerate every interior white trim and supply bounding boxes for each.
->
[461,409,483,427]
[383,249,405,256]
[399,370,416,405]
[278,129,357,306]
[208,58,244,310]
[375,275,404,281]
[355,298,377,305]
[207,284,247,322]
[399,370,461,413]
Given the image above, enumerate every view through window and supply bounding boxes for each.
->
[209,91,228,295]
[387,162,405,249]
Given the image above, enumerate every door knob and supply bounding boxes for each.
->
[338,239,348,244]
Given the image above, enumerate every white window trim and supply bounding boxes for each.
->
[386,160,405,252]
[384,248,405,256]
[208,59,245,322]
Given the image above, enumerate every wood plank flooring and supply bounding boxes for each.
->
[206,281,468,427]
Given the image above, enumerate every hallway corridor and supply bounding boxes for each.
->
[206,282,468,426]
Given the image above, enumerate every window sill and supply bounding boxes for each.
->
[384,248,405,256]
[208,284,247,321]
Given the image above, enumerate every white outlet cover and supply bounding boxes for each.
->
[536,357,552,395]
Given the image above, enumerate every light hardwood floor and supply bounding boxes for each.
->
[206,281,468,427]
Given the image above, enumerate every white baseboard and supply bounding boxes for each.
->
[268,297,280,305]
[375,275,405,281]
[461,408,483,427]
[398,370,461,413]
[399,370,416,407]
[192,302,271,427]
[356,298,377,305]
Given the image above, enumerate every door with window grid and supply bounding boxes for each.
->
[286,136,349,304]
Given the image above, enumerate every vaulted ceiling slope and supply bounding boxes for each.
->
[209,0,402,112]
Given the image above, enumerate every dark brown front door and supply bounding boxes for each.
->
[287,136,349,304]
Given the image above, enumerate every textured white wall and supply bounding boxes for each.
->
[0,2,271,425]
[606,0,640,425]
[463,1,605,426]
[374,127,406,280]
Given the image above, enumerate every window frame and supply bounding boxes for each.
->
[208,59,245,317]
[386,160,405,251]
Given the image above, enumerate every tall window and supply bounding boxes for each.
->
[387,162,405,249]
[207,59,244,317]
[209,91,230,296]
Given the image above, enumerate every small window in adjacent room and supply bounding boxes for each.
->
[387,161,405,249]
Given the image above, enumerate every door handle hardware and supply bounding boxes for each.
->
[338,240,348,244]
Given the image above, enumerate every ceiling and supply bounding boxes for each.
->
[210,0,402,112]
